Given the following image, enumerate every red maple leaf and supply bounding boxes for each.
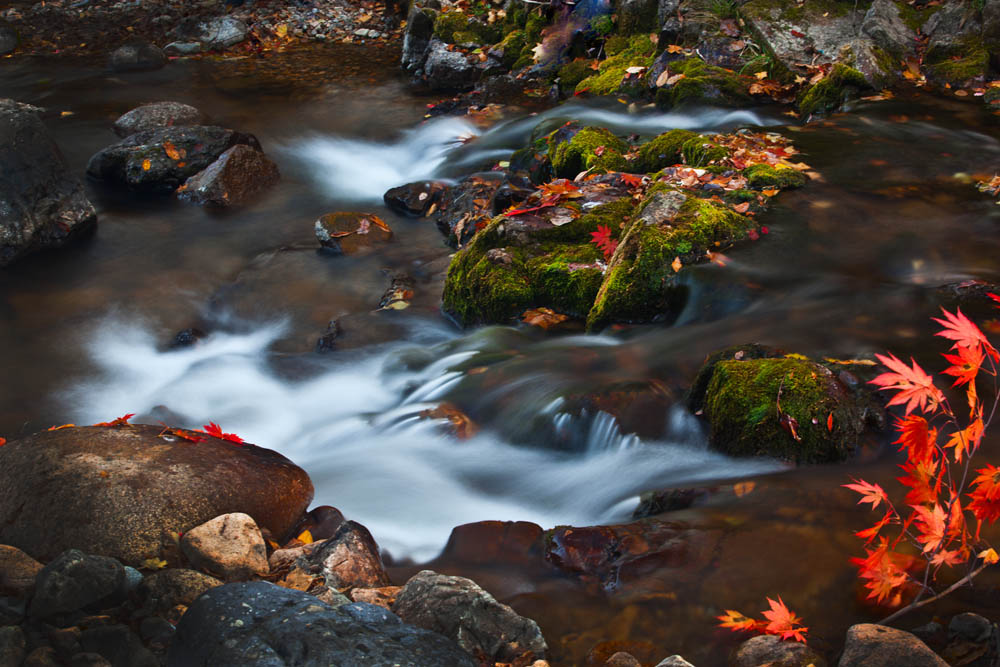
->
[590,225,618,260]
[761,597,808,643]
[892,415,937,465]
[942,344,985,387]
[968,464,1000,535]
[200,422,244,444]
[869,352,944,415]
[93,413,136,427]
[934,307,998,361]
[843,478,889,510]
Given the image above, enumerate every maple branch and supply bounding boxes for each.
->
[879,560,991,626]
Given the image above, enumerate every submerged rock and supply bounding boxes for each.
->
[176,144,280,207]
[108,41,167,72]
[315,212,393,254]
[87,125,261,193]
[112,102,206,138]
[0,99,97,266]
[168,582,477,666]
[0,424,313,565]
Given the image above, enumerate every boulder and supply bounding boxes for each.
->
[79,625,157,667]
[167,582,477,666]
[107,41,167,73]
[87,125,261,193]
[0,24,18,56]
[391,570,547,661]
[29,550,125,619]
[112,102,205,138]
[180,513,269,580]
[163,42,202,56]
[732,634,827,667]
[655,657,694,667]
[861,0,918,57]
[383,180,448,217]
[423,38,492,91]
[137,569,222,612]
[270,520,389,591]
[191,17,248,50]
[401,5,437,73]
[0,424,313,566]
[0,545,44,597]
[0,626,26,667]
[0,99,97,266]
[176,144,280,207]
[742,1,864,71]
[315,212,393,254]
[839,624,948,666]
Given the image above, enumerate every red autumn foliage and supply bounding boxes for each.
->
[199,422,245,444]
[590,225,618,260]
[93,413,135,427]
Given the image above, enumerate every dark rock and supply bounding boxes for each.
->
[606,652,642,667]
[0,597,25,625]
[838,623,948,666]
[310,521,390,590]
[0,626,26,667]
[383,180,448,217]
[392,570,547,661]
[632,487,711,518]
[0,99,97,266]
[29,550,125,619]
[163,42,202,56]
[170,327,205,348]
[742,0,864,71]
[177,144,280,207]
[0,424,313,566]
[402,5,437,73]
[434,171,504,248]
[732,634,827,667]
[167,581,477,666]
[137,569,222,612]
[315,212,393,254]
[87,125,262,194]
[292,505,346,542]
[861,0,917,56]
[69,654,112,667]
[439,521,544,568]
[617,0,657,35]
[924,1,981,53]
[138,616,175,649]
[187,17,248,50]
[107,41,167,73]
[949,612,994,643]
[79,625,157,667]
[48,626,82,658]
[112,102,205,138]
[23,647,60,667]
[909,621,947,651]
[316,320,341,353]
[0,24,18,55]
[423,38,489,91]
[0,544,44,597]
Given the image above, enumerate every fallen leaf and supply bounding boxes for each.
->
[732,201,751,213]
[672,256,683,272]
[522,307,570,330]
[296,529,314,544]
[141,558,168,570]
[163,141,184,161]
[142,159,151,171]
[47,424,74,431]
[755,71,768,80]
[734,481,756,497]
[762,188,779,197]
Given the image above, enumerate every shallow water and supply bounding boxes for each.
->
[4,44,1000,665]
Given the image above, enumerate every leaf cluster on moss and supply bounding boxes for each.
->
[925,38,990,84]
[548,126,631,178]
[796,63,868,116]
[434,10,501,44]
[655,57,752,108]
[743,164,807,189]
[576,34,657,96]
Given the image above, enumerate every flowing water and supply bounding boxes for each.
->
[4,44,1000,664]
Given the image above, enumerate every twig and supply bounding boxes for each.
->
[879,560,991,625]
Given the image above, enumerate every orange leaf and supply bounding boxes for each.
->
[93,413,135,427]
[521,307,570,330]
[827,412,834,432]
[162,427,204,443]
[717,609,760,633]
[893,415,937,465]
[0,437,6,446]
[141,159,151,171]
[199,422,245,444]
[162,140,185,161]
[47,424,75,431]
[934,307,998,361]
[844,478,888,510]
[869,352,943,415]
[761,597,808,643]
[732,201,750,213]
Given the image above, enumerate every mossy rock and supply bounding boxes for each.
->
[548,126,631,178]
[743,164,807,189]
[633,129,699,172]
[680,135,728,167]
[655,57,752,108]
[925,39,990,85]
[692,355,868,463]
[797,63,869,116]
[498,30,527,69]
[575,34,657,96]
[558,59,598,90]
[586,194,754,329]
[434,10,501,45]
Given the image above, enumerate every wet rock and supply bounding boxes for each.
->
[79,625,156,667]
[316,319,341,353]
[0,24,18,55]
[170,327,205,348]
[29,550,125,619]
[349,586,401,609]
[423,38,497,91]
[112,101,206,138]
[839,623,947,666]
[0,626,26,667]
[617,0,657,36]
[392,570,547,661]
[632,487,711,519]
[0,99,97,266]
[312,521,390,590]
[163,42,201,56]
[291,505,346,543]
[168,582,477,666]
[315,212,393,254]
[176,144,280,207]
[732,634,827,667]
[137,569,222,612]
[87,125,262,194]
[107,41,166,72]
[742,1,864,71]
[401,5,437,73]
[139,616,175,649]
[0,424,313,566]
[49,626,82,658]
[23,647,59,667]
[190,17,247,50]
[949,612,994,643]
[861,0,917,57]
[180,513,269,580]
[656,657,694,667]
[941,612,996,665]
[434,172,505,248]
[69,653,111,667]
[383,180,448,217]
[0,545,44,597]
[0,597,25,625]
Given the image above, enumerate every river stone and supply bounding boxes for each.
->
[137,569,222,612]
[112,102,205,138]
[838,624,948,666]
[383,180,448,217]
[861,0,917,57]
[176,144,280,207]
[79,625,156,667]
[194,17,248,50]
[0,24,18,55]
[401,5,437,73]
[0,626,26,667]
[87,125,262,193]
[742,0,865,71]
[0,424,313,566]
[0,99,97,266]
[315,212,393,254]
[423,39,482,91]
[948,612,994,643]
[180,513,269,581]
[655,657,694,667]
[29,550,125,619]
[733,634,827,667]
[392,570,547,661]
[107,41,167,72]
[167,582,478,667]
[163,41,202,56]
[0,545,43,597]
[70,654,112,667]
[22,646,58,667]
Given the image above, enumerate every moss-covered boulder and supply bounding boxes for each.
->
[652,57,752,108]
[925,37,990,85]
[575,34,657,96]
[548,125,631,178]
[797,63,869,116]
[633,129,698,172]
[743,164,808,189]
[688,347,884,463]
[433,10,501,45]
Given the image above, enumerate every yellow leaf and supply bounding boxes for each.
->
[142,159,151,171]
[667,44,684,53]
[385,300,410,310]
[980,548,999,565]
[734,481,756,497]
[671,256,682,272]
[275,23,288,38]
[755,71,768,80]
[141,558,168,570]
[60,111,74,117]
[163,141,184,161]
[762,188,779,197]
[296,529,314,544]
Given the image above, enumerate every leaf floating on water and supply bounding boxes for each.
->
[522,307,570,330]
[733,481,756,497]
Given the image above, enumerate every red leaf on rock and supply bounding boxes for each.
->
[93,413,135,427]
[590,225,618,260]
[200,422,245,444]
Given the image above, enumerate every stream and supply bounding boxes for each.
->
[4,43,1000,664]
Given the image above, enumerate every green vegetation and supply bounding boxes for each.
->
[743,164,807,189]
[548,126,630,177]
[633,129,699,172]
[656,57,752,108]
[575,34,657,96]
[797,63,868,116]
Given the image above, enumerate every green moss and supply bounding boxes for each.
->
[576,34,657,96]
[548,126,631,178]
[700,357,856,462]
[926,39,990,84]
[895,0,938,33]
[528,247,605,316]
[586,196,753,329]
[634,129,698,172]
[434,10,500,44]
[743,164,807,189]
[617,0,658,36]
[590,14,614,36]
[525,11,546,44]
[558,59,597,90]
[742,0,868,23]
[796,63,869,116]
[657,57,752,108]
[680,136,728,167]
[498,30,527,69]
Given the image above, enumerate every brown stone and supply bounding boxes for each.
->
[315,212,393,254]
[314,521,389,590]
[839,624,947,667]
[137,569,222,612]
[349,586,401,609]
[604,652,641,667]
[0,544,43,597]
[733,634,827,667]
[180,513,269,580]
[0,424,313,566]
[440,520,544,567]
[176,144,280,207]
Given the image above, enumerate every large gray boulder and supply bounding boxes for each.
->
[87,125,261,193]
[0,424,313,566]
[401,5,437,73]
[167,582,478,666]
[0,99,97,266]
